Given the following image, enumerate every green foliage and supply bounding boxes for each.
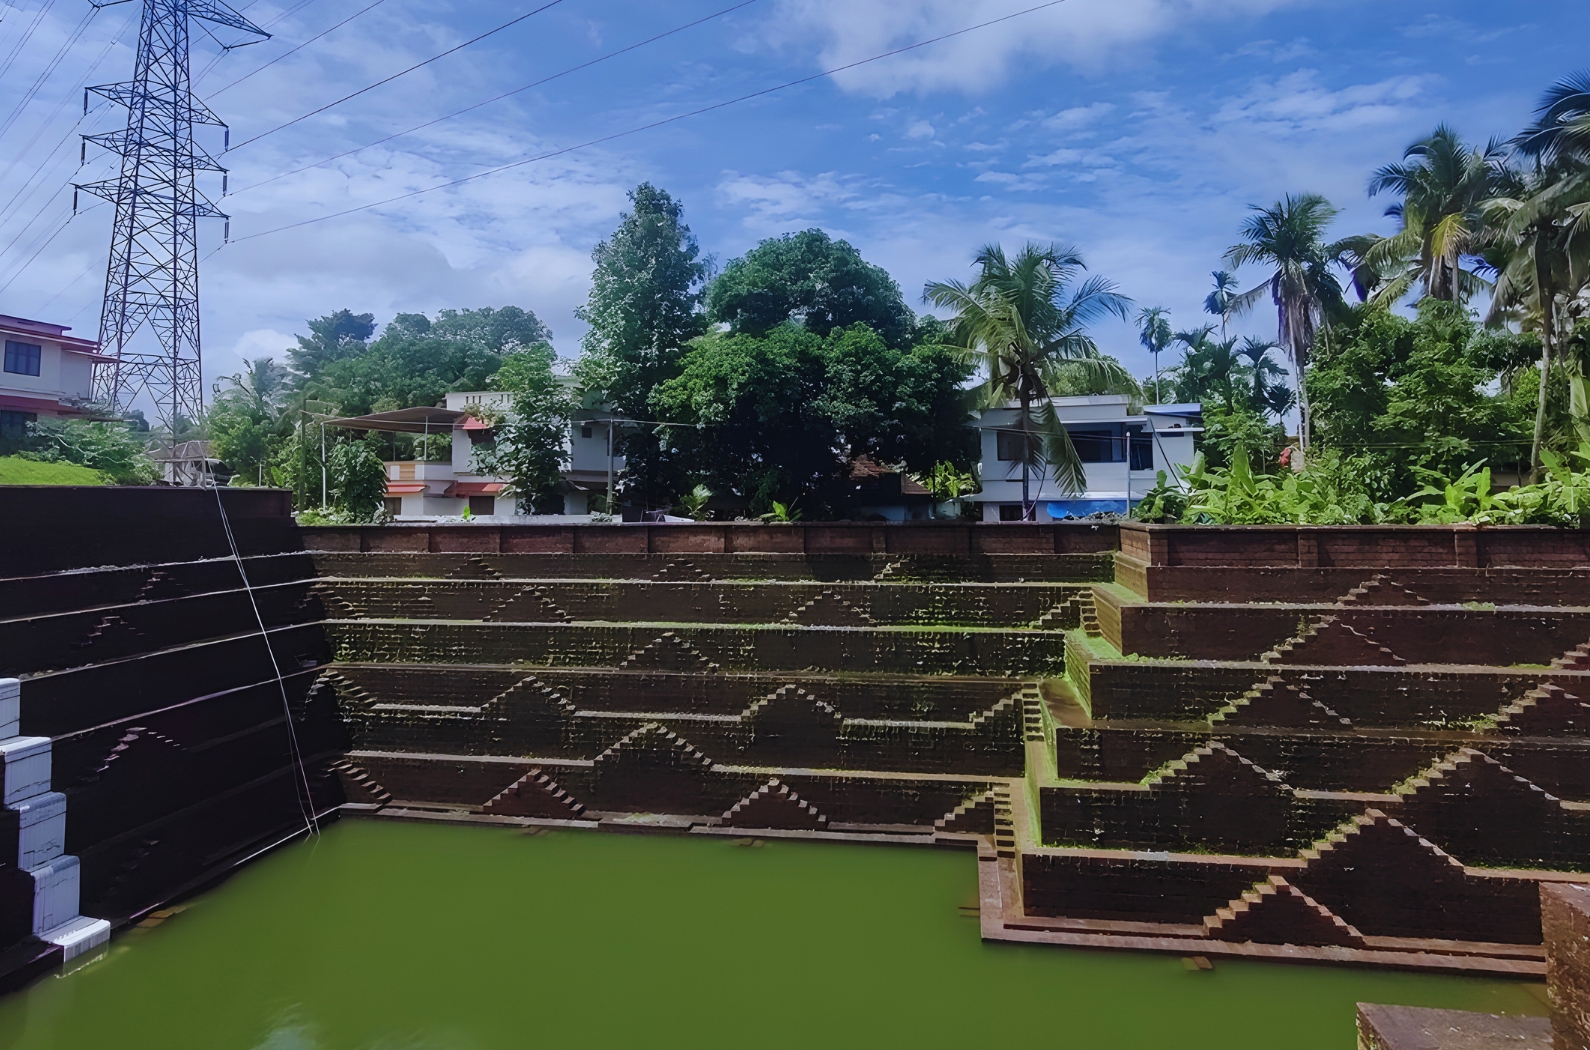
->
[759,500,802,523]
[1198,404,1286,471]
[302,306,550,416]
[0,455,108,485]
[327,436,388,522]
[1152,442,1590,527]
[472,347,574,514]
[676,484,712,520]
[209,357,292,485]
[1309,301,1535,499]
[1405,445,1590,526]
[707,229,913,348]
[916,461,977,501]
[652,322,973,515]
[572,184,708,506]
[284,309,376,383]
[1130,471,1187,523]
[24,418,158,484]
[1178,447,1386,525]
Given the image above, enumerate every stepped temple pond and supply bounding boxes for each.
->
[2,488,1588,1049]
[0,821,1548,1050]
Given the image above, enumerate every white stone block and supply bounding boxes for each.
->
[0,736,51,805]
[28,854,81,935]
[42,915,111,962]
[10,791,66,868]
[0,677,18,739]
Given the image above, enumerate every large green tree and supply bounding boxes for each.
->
[1309,301,1535,499]
[707,229,914,348]
[301,306,551,416]
[925,243,1131,514]
[573,183,709,507]
[285,309,376,385]
[652,323,974,516]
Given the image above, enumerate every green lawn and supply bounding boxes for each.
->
[0,455,107,485]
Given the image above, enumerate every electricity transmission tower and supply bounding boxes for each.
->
[74,0,267,446]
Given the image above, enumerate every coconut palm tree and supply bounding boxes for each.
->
[1486,72,1590,476]
[925,243,1132,517]
[1358,125,1511,305]
[1204,271,1240,340]
[1236,337,1291,418]
[1136,305,1173,403]
[1514,70,1590,166]
[1224,193,1347,451]
[1484,166,1590,477]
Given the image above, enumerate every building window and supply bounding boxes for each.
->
[4,340,41,376]
[1,409,36,444]
[1069,429,1121,462]
[995,430,1031,461]
[383,498,403,517]
[580,425,592,439]
[1130,434,1153,471]
[468,495,495,516]
[998,504,1025,521]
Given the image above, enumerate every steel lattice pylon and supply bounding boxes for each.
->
[75,0,266,440]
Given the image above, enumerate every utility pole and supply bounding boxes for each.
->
[75,0,268,469]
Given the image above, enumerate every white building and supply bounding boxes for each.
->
[0,315,108,446]
[346,388,626,520]
[972,394,1201,521]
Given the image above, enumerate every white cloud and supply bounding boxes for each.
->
[766,0,1309,96]
[225,328,297,366]
[1042,102,1116,132]
[905,119,936,139]
[1214,71,1434,135]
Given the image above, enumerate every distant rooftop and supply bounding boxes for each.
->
[0,313,101,351]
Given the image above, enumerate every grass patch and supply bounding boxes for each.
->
[0,456,107,485]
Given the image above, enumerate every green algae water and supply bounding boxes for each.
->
[0,821,1546,1050]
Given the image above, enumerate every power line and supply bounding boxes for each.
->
[234,0,1074,243]
[233,0,764,194]
[0,0,61,86]
[0,205,76,295]
[0,3,95,142]
[208,0,392,98]
[226,0,568,150]
[193,0,319,86]
[0,4,139,226]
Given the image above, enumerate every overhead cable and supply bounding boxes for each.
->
[233,0,764,193]
[208,0,393,98]
[234,0,1074,243]
[226,0,567,149]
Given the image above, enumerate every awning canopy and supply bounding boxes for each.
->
[445,481,505,497]
[385,482,429,495]
[325,406,468,433]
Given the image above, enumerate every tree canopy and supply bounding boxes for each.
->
[707,229,915,348]
[652,323,974,516]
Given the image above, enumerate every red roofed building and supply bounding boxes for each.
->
[0,315,110,446]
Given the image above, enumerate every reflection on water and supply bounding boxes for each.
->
[0,821,1546,1050]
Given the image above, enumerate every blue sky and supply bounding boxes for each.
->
[0,0,1586,398]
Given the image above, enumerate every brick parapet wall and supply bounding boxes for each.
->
[1121,522,1590,569]
[302,521,1120,556]
[1117,559,1590,604]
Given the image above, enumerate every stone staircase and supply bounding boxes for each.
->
[0,678,111,963]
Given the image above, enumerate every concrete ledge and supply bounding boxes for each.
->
[1355,1004,1552,1050]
